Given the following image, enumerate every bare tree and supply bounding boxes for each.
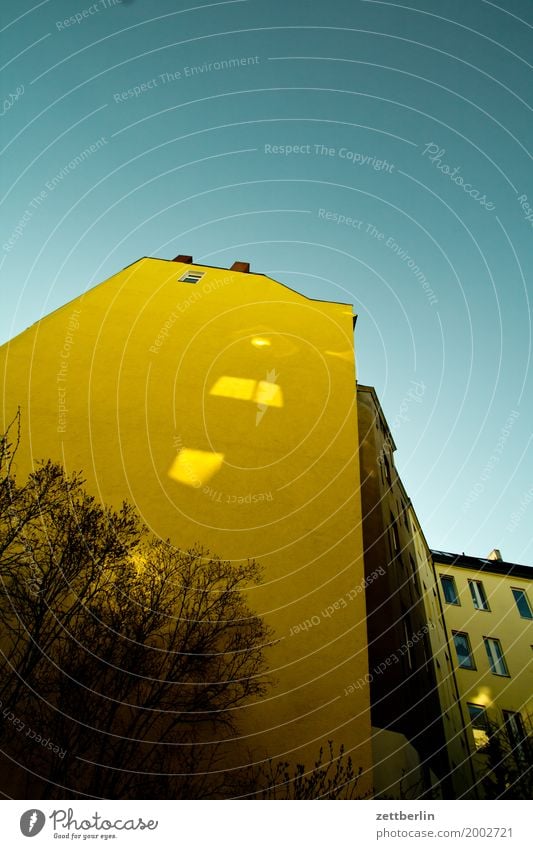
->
[243,741,366,799]
[0,415,272,799]
[480,717,533,800]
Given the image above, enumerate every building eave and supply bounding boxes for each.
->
[431,549,533,581]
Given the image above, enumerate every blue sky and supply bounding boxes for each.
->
[1,0,532,563]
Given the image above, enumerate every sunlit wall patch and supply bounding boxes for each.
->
[209,375,283,408]
[325,349,354,364]
[251,336,271,348]
[254,380,283,408]
[209,375,256,402]
[168,448,224,487]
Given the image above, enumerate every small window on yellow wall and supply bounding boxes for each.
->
[452,631,475,669]
[179,270,204,284]
[390,513,400,552]
[469,579,490,611]
[484,637,509,676]
[512,588,533,619]
[441,575,459,605]
[467,703,489,750]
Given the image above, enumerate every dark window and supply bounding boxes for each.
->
[512,588,533,620]
[441,575,459,605]
[422,632,430,667]
[503,711,527,759]
[390,514,400,552]
[469,579,490,611]
[452,631,475,669]
[402,615,413,670]
[409,554,420,595]
[468,703,487,727]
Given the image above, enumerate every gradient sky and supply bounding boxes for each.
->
[1,0,532,564]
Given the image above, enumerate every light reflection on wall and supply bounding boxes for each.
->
[209,375,283,408]
[325,349,354,364]
[168,448,224,488]
[251,336,271,348]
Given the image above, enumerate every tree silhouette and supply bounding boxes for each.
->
[0,413,272,799]
[480,717,533,800]
[248,741,366,800]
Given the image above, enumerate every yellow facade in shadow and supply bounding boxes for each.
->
[0,257,372,794]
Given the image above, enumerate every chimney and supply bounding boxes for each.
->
[230,261,250,273]
[172,254,193,263]
[487,549,503,561]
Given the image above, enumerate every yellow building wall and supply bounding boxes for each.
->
[435,560,533,782]
[409,517,478,797]
[0,258,372,792]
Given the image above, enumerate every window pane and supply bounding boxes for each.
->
[503,711,527,761]
[468,703,489,750]
[402,617,412,670]
[503,711,525,747]
[179,271,204,284]
[390,514,400,552]
[467,704,486,728]
[512,588,533,619]
[484,638,509,676]
[453,632,474,668]
[441,576,459,605]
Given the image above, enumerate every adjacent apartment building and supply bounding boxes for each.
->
[433,549,533,797]
[359,381,532,799]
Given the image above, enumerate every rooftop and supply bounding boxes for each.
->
[431,549,532,581]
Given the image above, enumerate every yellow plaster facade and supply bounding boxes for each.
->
[0,257,373,793]
[433,552,533,794]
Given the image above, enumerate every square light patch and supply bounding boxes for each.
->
[168,448,224,487]
[210,375,283,407]
[254,380,283,407]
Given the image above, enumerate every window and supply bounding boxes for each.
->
[452,631,475,669]
[484,637,509,676]
[422,632,430,667]
[503,711,527,759]
[397,499,406,526]
[402,615,413,670]
[383,454,391,485]
[179,270,204,284]
[469,579,490,611]
[512,588,533,620]
[467,703,489,750]
[409,554,420,595]
[441,575,460,605]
